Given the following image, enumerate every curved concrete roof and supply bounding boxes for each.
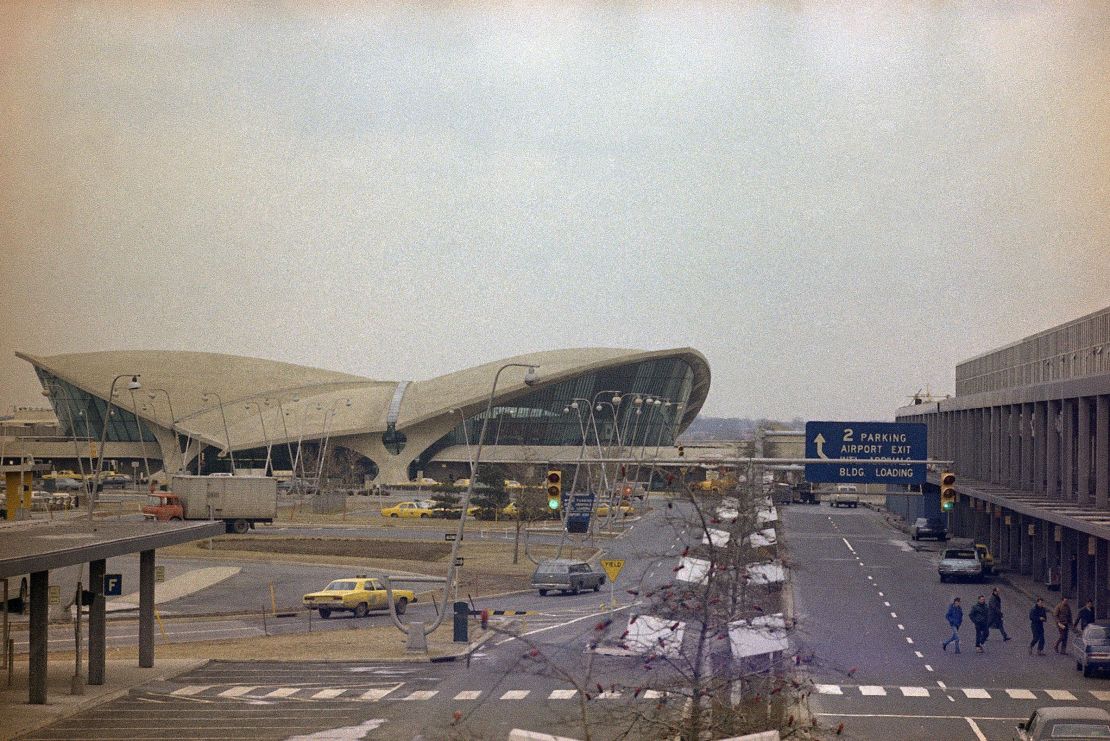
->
[17,347,710,452]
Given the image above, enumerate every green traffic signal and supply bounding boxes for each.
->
[547,498,559,510]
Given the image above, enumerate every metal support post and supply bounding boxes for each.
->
[29,570,48,705]
[88,559,106,685]
[139,549,155,667]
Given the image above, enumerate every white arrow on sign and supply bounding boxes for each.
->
[813,433,829,460]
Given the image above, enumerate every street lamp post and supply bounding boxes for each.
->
[201,392,235,475]
[147,388,181,474]
[312,399,350,494]
[91,375,141,522]
[269,397,298,479]
[447,408,474,476]
[243,403,272,475]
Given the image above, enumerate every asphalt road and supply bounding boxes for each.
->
[786,503,1110,741]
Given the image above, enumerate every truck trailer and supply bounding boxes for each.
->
[142,475,277,534]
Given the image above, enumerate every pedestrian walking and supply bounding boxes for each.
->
[1076,599,1095,632]
[1029,597,1047,655]
[969,595,991,653]
[988,587,1012,641]
[943,597,963,653]
[1053,597,1073,654]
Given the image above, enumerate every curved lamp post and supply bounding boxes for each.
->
[91,375,141,522]
[243,402,272,475]
[447,408,474,476]
[146,388,184,474]
[201,392,235,474]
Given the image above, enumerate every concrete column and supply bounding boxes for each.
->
[139,549,155,668]
[1023,518,1036,577]
[1032,519,1046,582]
[88,558,106,686]
[1034,402,1046,494]
[1097,395,1109,509]
[1047,400,1061,499]
[990,507,1001,565]
[1098,539,1109,619]
[28,570,48,705]
[991,407,1000,482]
[1079,397,1092,506]
[1079,536,1095,609]
[1008,517,1021,572]
[1063,398,1075,502]
[1022,404,1035,491]
[1005,406,1017,488]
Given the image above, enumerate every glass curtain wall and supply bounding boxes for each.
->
[36,370,157,443]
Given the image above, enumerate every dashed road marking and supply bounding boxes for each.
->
[962,688,990,699]
[901,687,929,697]
[859,686,886,696]
[501,690,530,700]
[218,686,257,697]
[455,690,482,700]
[170,685,211,696]
[1006,689,1036,699]
[549,689,577,699]
[816,684,843,695]
[1091,690,1110,701]
[266,687,300,698]
[1046,689,1076,701]
[401,690,438,701]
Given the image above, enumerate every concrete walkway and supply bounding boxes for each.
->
[108,566,241,610]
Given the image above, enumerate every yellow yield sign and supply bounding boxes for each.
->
[600,559,625,582]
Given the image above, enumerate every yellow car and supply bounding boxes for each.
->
[500,501,519,518]
[411,477,439,487]
[303,576,417,619]
[596,501,635,517]
[504,479,524,491]
[381,501,433,518]
[43,470,86,481]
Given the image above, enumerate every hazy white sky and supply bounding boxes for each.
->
[2,2,1107,421]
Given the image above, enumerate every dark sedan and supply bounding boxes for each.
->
[911,517,948,541]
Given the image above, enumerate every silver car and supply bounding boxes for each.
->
[531,559,605,596]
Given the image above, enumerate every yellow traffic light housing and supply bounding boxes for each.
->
[546,469,562,510]
[940,471,957,511]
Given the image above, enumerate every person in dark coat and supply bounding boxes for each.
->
[1076,599,1095,632]
[988,587,1012,641]
[943,597,962,653]
[1054,597,1073,654]
[969,595,991,653]
[1029,597,1048,656]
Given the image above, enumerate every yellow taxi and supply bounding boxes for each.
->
[411,477,439,487]
[504,479,524,491]
[596,501,635,517]
[381,501,433,518]
[303,576,416,619]
[500,501,519,518]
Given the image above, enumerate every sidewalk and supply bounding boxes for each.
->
[0,658,205,740]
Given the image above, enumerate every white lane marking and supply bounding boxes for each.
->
[265,687,300,698]
[914,651,924,658]
[867,576,873,581]
[643,690,662,699]
[501,690,530,700]
[312,688,345,699]
[901,687,929,697]
[906,637,914,644]
[454,690,482,700]
[890,612,897,618]
[170,685,211,696]
[966,717,989,741]
[814,713,1025,720]
[496,604,633,646]
[962,688,991,699]
[1006,689,1036,699]
[218,686,257,697]
[937,681,947,689]
[597,691,621,699]
[401,690,438,700]
[884,602,891,607]
[816,684,842,695]
[859,686,886,696]
[878,592,884,597]
[842,538,855,553]
[1091,690,1110,701]
[1046,689,1076,701]
[286,720,387,740]
[925,665,934,672]
[549,689,577,699]
[898,624,905,630]
[359,685,401,701]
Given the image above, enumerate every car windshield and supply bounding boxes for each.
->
[943,550,976,559]
[325,581,357,591]
[1087,626,1110,642]
[1050,723,1110,738]
[927,519,945,527]
[146,496,166,506]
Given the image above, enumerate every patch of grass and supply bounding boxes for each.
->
[202,537,452,561]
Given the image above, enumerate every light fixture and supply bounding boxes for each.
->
[612,395,622,405]
[127,375,141,391]
[523,366,539,387]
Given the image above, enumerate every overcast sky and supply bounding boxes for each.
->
[1,2,1107,422]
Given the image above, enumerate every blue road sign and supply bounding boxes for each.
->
[103,573,123,597]
[565,493,594,533]
[805,421,927,485]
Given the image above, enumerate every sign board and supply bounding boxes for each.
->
[805,421,927,485]
[565,493,595,534]
[600,559,625,581]
[104,573,123,597]
[155,565,166,583]
[454,557,464,567]
[444,533,457,542]
[48,586,60,605]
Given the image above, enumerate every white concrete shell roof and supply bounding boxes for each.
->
[17,347,710,452]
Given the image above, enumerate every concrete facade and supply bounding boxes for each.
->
[897,306,1110,615]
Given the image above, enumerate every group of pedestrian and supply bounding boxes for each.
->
[944,589,1095,656]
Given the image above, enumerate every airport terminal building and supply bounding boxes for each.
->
[15,347,710,484]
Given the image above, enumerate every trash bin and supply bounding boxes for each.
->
[453,601,469,643]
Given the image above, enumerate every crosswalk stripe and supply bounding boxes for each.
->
[312,689,345,699]
[358,687,397,701]
[962,688,991,699]
[401,690,438,701]
[643,690,662,699]
[900,687,929,697]
[454,691,482,700]
[597,691,621,699]
[265,687,300,698]
[859,686,886,696]
[1090,691,1110,701]
[1006,689,1036,700]
[549,689,577,700]
[218,686,257,697]
[816,684,843,695]
[1046,689,1076,701]
[501,690,530,700]
[170,685,210,696]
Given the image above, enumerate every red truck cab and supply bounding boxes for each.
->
[142,493,184,521]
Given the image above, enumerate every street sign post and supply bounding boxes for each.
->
[103,574,122,597]
[805,421,927,485]
[566,493,594,534]
[600,559,624,608]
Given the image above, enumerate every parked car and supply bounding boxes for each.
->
[381,501,433,518]
[50,477,83,492]
[1015,706,1110,740]
[830,484,860,508]
[911,517,948,541]
[411,477,439,487]
[531,559,605,596]
[976,543,995,574]
[938,546,983,582]
[302,576,416,619]
[1073,620,1110,677]
[101,474,131,489]
[596,501,635,517]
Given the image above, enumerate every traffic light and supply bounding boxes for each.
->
[940,471,957,511]
[678,446,685,457]
[546,469,562,510]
